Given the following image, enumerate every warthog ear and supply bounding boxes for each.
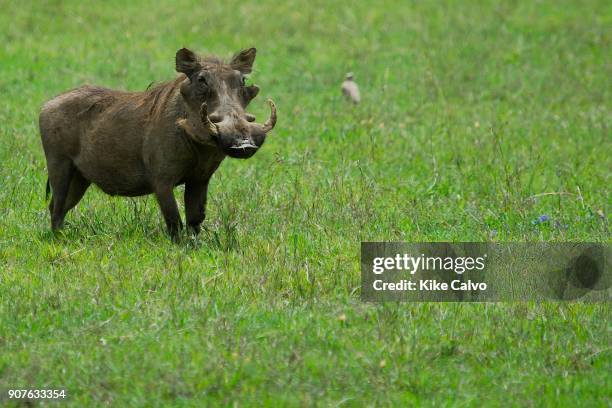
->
[176,48,201,76]
[230,48,256,74]
[246,84,259,101]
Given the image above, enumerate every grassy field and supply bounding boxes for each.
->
[0,0,610,405]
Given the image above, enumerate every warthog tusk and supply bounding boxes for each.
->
[176,118,216,146]
[261,99,277,133]
[176,102,218,146]
[199,102,219,136]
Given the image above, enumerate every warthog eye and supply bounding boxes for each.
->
[197,73,208,85]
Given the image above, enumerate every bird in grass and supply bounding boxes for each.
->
[341,72,360,104]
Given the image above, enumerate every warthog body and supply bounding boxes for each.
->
[39,48,276,238]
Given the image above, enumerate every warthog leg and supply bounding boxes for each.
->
[47,155,75,230]
[63,171,91,213]
[184,180,209,235]
[47,166,91,228]
[154,185,183,240]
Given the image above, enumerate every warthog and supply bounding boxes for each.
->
[39,47,276,239]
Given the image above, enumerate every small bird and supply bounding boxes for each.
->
[341,72,360,104]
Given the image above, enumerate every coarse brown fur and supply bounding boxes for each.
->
[39,48,275,239]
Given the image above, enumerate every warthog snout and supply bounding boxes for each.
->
[206,99,277,159]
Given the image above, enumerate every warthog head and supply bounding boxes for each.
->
[176,47,276,159]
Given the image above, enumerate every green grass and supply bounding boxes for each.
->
[0,0,610,405]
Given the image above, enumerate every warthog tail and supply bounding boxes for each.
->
[45,178,50,201]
